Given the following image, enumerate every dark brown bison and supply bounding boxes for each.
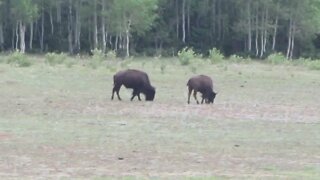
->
[111,69,156,101]
[187,75,217,104]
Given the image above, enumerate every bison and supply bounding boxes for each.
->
[111,69,156,101]
[187,75,217,104]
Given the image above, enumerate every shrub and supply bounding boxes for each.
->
[228,54,250,63]
[106,50,117,60]
[178,47,198,66]
[305,60,320,70]
[208,48,224,63]
[6,51,32,67]
[65,59,76,68]
[266,53,288,65]
[91,48,105,62]
[45,52,67,66]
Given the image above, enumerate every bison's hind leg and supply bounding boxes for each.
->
[187,87,192,104]
[193,91,200,104]
[112,84,122,101]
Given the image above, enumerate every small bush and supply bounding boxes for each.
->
[305,60,320,70]
[106,50,117,60]
[209,48,224,63]
[65,59,76,68]
[6,51,32,67]
[266,53,288,65]
[91,48,105,62]
[228,54,250,63]
[178,47,198,66]
[45,52,67,66]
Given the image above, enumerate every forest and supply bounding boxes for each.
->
[1,0,320,59]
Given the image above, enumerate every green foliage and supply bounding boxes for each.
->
[228,54,250,63]
[266,53,288,65]
[305,60,320,70]
[88,49,105,69]
[45,52,67,66]
[208,48,224,64]
[91,49,105,62]
[6,51,32,67]
[178,47,198,66]
[106,50,117,60]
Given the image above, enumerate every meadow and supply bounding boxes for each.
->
[0,54,320,179]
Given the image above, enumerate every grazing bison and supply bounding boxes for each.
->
[187,75,217,104]
[111,69,156,101]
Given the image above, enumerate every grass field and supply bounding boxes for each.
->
[0,56,320,179]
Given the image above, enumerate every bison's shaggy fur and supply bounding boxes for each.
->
[187,75,217,104]
[111,69,156,101]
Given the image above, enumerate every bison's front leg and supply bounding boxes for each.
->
[193,91,199,104]
[201,96,205,104]
[131,89,140,101]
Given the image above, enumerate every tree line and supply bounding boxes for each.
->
[1,0,320,59]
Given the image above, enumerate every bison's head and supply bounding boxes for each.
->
[145,86,156,101]
[206,91,217,104]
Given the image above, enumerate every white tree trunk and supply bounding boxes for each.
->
[272,15,278,51]
[93,0,98,49]
[101,0,106,53]
[286,17,292,59]
[182,0,186,43]
[15,22,19,50]
[29,22,34,50]
[247,0,252,52]
[255,12,259,57]
[290,21,296,59]
[176,0,179,39]
[0,24,4,50]
[40,9,44,52]
[74,1,81,53]
[50,8,54,35]
[126,29,130,57]
[115,34,118,51]
[19,21,26,53]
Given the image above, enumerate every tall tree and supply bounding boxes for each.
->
[11,0,38,53]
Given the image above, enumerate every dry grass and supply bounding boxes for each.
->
[0,57,320,179]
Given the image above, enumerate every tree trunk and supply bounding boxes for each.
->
[187,0,191,40]
[40,9,45,52]
[29,22,34,50]
[15,22,19,50]
[182,0,186,43]
[175,0,179,39]
[93,0,98,50]
[50,8,54,35]
[286,16,292,59]
[115,34,118,51]
[101,0,106,53]
[68,0,73,54]
[247,0,252,52]
[0,24,4,50]
[255,10,259,57]
[56,0,62,23]
[290,20,296,59]
[74,1,81,53]
[19,21,26,53]
[272,15,278,51]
